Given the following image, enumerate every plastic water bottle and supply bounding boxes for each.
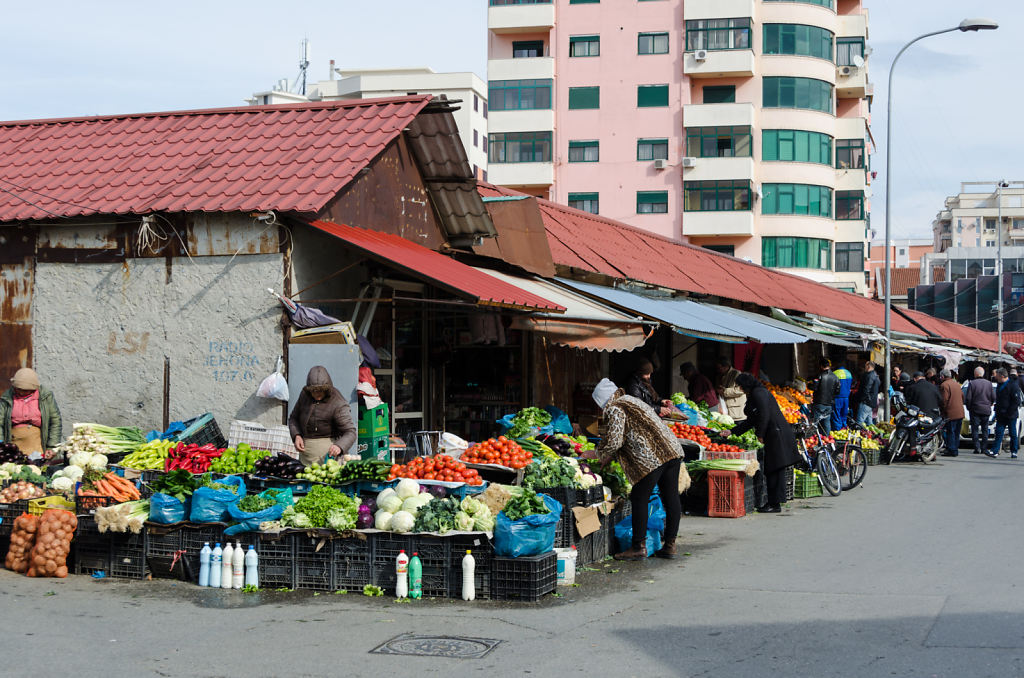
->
[210,544,223,588]
[232,541,244,589]
[409,552,422,599]
[221,542,233,589]
[462,550,475,601]
[395,550,409,599]
[244,546,259,588]
[198,543,211,587]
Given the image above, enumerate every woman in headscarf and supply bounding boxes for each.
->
[288,366,357,468]
[0,368,62,459]
[626,358,674,417]
[730,373,801,513]
[593,378,688,561]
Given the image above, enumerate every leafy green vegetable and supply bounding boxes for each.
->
[412,497,461,533]
[149,469,201,502]
[238,495,276,513]
[363,585,383,597]
[508,407,552,438]
[521,458,580,490]
[288,485,360,529]
[501,489,550,521]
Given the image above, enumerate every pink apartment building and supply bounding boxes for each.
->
[487,0,873,294]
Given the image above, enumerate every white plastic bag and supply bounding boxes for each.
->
[256,357,290,401]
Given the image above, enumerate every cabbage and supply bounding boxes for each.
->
[376,488,397,506]
[389,510,415,533]
[473,514,494,532]
[356,505,374,529]
[327,507,357,531]
[455,511,474,532]
[68,452,92,468]
[401,497,421,516]
[88,454,108,470]
[62,465,84,482]
[395,479,420,500]
[375,510,394,530]
[378,494,403,514]
[460,496,485,517]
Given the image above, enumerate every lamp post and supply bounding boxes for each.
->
[883,18,999,420]
[997,180,1008,360]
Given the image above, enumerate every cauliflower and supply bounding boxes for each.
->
[51,476,75,493]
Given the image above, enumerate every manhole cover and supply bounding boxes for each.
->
[370,634,502,659]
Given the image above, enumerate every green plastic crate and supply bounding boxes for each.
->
[793,470,822,498]
[357,434,390,462]
[357,404,390,438]
[863,448,881,466]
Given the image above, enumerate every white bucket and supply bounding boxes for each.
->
[555,547,578,586]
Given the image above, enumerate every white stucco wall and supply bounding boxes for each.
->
[33,253,284,436]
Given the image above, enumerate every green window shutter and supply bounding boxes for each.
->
[703,85,735,104]
[794,239,808,268]
[762,131,778,161]
[569,86,600,109]
[568,140,599,162]
[570,35,600,57]
[638,84,669,107]
[637,191,669,213]
[762,238,776,267]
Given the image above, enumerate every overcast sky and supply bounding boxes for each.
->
[0,1,1017,241]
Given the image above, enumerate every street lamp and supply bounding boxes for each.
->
[883,18,998,420]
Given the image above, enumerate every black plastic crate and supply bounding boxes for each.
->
[72,541,111,576]
[0,535,9,560]
[108,532,148,580]
[332,536,372,591]
[450,534,492,600]
[179,415,228,450]
[180,524,224,574]
[784,466,795,501]
[493,551,557,602]
[0,500,29,537]
[371,534,451,598]
[584,485,605,505]
[146,525,184,558]
[295,557,334,591]
[256,533,295,589]
[682,473,709,516]
[744,475,756,514]
[535,487,579,510]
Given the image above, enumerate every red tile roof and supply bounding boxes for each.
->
[476,183,972,342]
[307,219,565,313]
[874,267,921,297]
[0,97,432,221]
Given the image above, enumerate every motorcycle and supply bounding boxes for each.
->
[885,404,946,464]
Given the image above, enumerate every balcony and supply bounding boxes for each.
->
[1009,228,1024,241]
[684,49,755,78]
[682,157,754,183]
[836,13,869,40]
[682,211,754,237]
[835,65,868,99]
[488,1,554,34]
[683,102,755,128]
[487,162,553,188]
[487,56,554,82]
[834,117,866,140]
[487,109,554,134]
[683,0,754,21]
[835,168,867,191]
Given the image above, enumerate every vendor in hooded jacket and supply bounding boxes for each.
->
[0,368,62,460]
[288,366,357,468]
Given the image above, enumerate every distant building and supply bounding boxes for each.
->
[249,67,488,179]
[866,238,931,297]
[486,0,873,294]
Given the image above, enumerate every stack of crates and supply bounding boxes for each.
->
[357,403,390,462]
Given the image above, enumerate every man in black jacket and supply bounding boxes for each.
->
[854,361,880,425]
[904,371,942,419]
[986,368,1022,458]
[811,359,839,431]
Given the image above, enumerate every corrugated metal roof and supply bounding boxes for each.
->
[307,219,564,312]
[727,306,860,348]
[0,97,432,222]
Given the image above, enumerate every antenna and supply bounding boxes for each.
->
[852,54,865,68]
[292,38,310,95]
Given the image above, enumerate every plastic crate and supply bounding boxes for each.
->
[228,419,296,458]
[784,466,795,501]
[357,434,390,462]
[72,541,112,577]
[864,448,881,466]
[76,495,116,516]
[704,448,759,462]
[332,536,372,591]
[108,532,148,579]
[682,471,709,516]
[450,534,492,600]
[293,533,335,591]
[537,488,576,548]
[146,525,184,558]
[256,533,295,589]
[357,403,390,438]
[0,535,9,560]
[793,470,822,499]
[708,470,746,518]
[370,534,452,598]
[493,551,557,602]
[0,500,29,536]
[176,413,228,449]
[28,495,75,515]
[743,475,756,514]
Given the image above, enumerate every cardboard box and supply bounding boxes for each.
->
[290,321,358,345]
[571,505,602,539]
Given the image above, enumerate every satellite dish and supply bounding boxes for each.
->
[852,54,865,68]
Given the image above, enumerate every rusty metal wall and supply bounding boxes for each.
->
[0,227,36,377]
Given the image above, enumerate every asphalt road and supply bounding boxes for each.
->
[1,454,1022,678]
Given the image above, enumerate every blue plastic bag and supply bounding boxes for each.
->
[149,493,190,524]
[613,522,663,557]
[224,488,294,535]
[543,406,573,435]
[494,494,562,558]
[189,475,246,523]
[674,402,706,427]
[647,495,667,532]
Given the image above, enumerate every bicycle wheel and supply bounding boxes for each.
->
[841,446,867,491]
[817,446,842,496]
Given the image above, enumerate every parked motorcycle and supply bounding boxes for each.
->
[885,404,946,464]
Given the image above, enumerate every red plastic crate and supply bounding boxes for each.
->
[707,470,746,518]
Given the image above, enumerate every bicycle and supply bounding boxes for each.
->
[794,412,842,496]
[832,426,869,491]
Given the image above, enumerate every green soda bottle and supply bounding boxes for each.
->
[409,552,422,599]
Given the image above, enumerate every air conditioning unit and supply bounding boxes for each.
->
[681,157,697,168]
[838,65,857,76]
[694,49,708,62]
[653,158,670,170]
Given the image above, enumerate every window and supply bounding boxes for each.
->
[835,242,864,272]
[898,248,906,255]
[483,102,488,119]
[762,183,832,217]
[985,218,997,231]
[986,240,996,247]
[482,136,488,153]
[512,40,544,58]
[763,24,834,61]
[568,140,599,162]
[568,86,600,109]
[762,237,832,270]
[568,192,599,213]
[474,95,479,112]
[569,0,598,3]
[685,18,751,51]
[686,126,752,158]
[763,0,834,8]
[488,79,552,110]
[1013,218,1024,230]
[638,32,669,55]
[637,84,669,107]
[637,191,669,214]
[637,138,669,161]
[835,191,860,220]
[703,245,735,256]
[489,0,553,4]
[763,129,832,165]
[684,181,752,211]
[570,35,600,57]
[835,139,865,169]
[473,130,478,147]
[703,85,735,104]
[488,131,552,163]
[763,77,833,113]
[836,38,865,66]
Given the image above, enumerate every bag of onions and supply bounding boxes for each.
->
[5,512,39,573]
[25,509,77,578]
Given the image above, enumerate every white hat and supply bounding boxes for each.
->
[592,378,618,409]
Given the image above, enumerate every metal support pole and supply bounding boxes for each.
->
[998,180,1005,357]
